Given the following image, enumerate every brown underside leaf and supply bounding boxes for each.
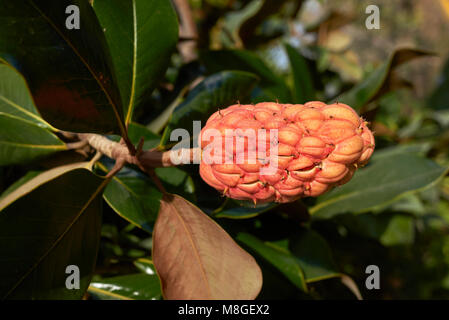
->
[152,193,263,300]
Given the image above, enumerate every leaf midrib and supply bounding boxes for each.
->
[169,197,213,298]
[0,95,49,128]
[0,140,65,150]
[125,0,138,124]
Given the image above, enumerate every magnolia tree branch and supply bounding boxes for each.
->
[76,133,199,171]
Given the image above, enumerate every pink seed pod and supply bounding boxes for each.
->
[199,102,375,204]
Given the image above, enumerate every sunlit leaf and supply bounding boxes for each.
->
[89,273,161,300]
[370,143,432,162]
[133,258,157,275]
[0,63,50,128]
[311,153,449,219]
[0,112,66,166]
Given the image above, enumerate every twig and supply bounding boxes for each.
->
[72,133,199,193]
[76,133,199,170]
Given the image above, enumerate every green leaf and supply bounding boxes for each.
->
[338,212,415,246]
[0,162,107,299]
[99,163,162,234]
[236,232,308,292]
[214,201,278,219]
[288,230,340,282]
[0,170,41,200]
[126,110,194,207]
[370,142,432,162]
[337,48,434,110]
[311,153,449,220]
[379,214,415,246]
[133,258,157,275]
[0,112,66,166]
[0,63,50,128]
[0,0,126,134]
[127,122,161,150]
[285,44,315,103]
[201,50,290,101]
[93,0,178,124]
[89,273,162,300]
[0,63,66,166]
[160,71,259,147]
[108,121,161,148]
[237,229,339,285]
[154,167,196,202]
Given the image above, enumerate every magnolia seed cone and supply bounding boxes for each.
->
[199,101,375,204]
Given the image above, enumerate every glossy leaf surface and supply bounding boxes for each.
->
[100,164,162,234]
[93,0,178,124]
[0,0,125,134]
[285,44,315,103]
[89,273,161,300]
[0,113,65,166]
[311,153,448,219]
[237,232,308,292]
[0,63,49,128]
[160,71,259,147]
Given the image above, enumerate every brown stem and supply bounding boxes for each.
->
[76,133,200,169]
